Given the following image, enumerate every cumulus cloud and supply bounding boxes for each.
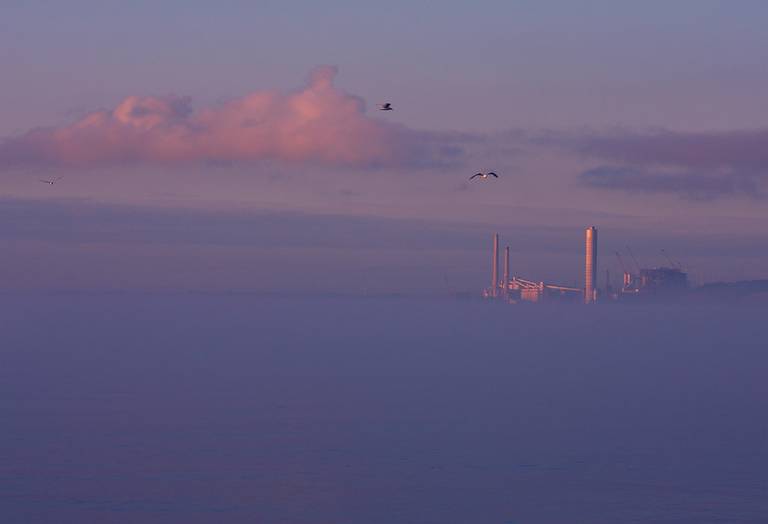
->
[0,66,464,170]
[542,128,768,199]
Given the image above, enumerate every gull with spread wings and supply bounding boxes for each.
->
[469,172,498,180]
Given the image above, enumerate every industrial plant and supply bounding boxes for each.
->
[483,226,690,304]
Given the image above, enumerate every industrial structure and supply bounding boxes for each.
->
[491,233,499,298]
[611,247,689,299]
[615,266,689,298]
[503,246,510,300]
[482,226,690,304]
[584,226,597,304]
[482,232,583,303]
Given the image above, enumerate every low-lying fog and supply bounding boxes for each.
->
[1,295,766,523]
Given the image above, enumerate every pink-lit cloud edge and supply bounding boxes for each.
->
[3,65,768,201]
[0,66,465,171]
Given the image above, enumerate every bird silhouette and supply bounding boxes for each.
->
[469,172,498,180]
[39,177,63,185]
[378,103,393,111]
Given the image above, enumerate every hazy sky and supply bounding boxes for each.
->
[1,1,767,292]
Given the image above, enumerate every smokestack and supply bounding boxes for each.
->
[585,226,598,304]
[491,234,499,297]
[503,246,510,298]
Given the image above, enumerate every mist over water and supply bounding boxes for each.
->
[2,294,766,523]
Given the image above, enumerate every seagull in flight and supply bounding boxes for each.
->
[39,177,63,185]
[378,103,393,111]
[469,172,498,180]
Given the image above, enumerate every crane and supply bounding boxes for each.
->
[626,246,642,273]
[661,249,683,270]
[615,251,628,273]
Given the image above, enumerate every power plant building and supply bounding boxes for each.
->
[639,267,688,292]
[482,227,693,304]
[483,232,582,303]
[620,267,689,298]
[506,278,582,303]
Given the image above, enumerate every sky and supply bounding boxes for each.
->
[2,0,768,292]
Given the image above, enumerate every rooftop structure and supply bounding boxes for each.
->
[506,277,582,303]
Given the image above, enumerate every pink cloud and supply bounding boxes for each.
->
[0,66,463,170]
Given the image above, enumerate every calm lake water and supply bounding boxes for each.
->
[1,295,766,523]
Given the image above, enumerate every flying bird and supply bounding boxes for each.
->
[469,172,498,180]
[39,177,63,185]
[378,103,393,111]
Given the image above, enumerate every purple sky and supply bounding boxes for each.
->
[1,1,767,292]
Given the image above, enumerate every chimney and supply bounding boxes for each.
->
[492,233,499,297]
[503,246,510,298]
[585,226,598,304]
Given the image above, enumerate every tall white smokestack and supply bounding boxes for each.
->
[503,246,510,298]
[492,234,499,297]
[585,226,598,304]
